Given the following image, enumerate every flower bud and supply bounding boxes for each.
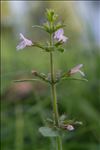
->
[66,125,74,131]
[31,70,38,76]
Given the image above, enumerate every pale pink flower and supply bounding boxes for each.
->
[68,64,85,76]
[16,33,33,50]
[54,28,68,43]
[66,125,74,131]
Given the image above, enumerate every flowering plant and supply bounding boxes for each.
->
[15,9,87,150]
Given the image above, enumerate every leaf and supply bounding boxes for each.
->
[59,114,66,122]
[62,77,88,82]
[63,119,75,125]
[56,77,88,84]
[13,78,50,84]
[46,118,53,123]
[43,22,50,33]
[32,25,44,30]
[44,46,55,52]
[46,9,58,22]
[74,121,83,125]
[54,24,66,32]
[39,127,59,137]
[13,79,41,82]
[57,47,65,53]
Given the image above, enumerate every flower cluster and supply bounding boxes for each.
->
[16,28,68,51]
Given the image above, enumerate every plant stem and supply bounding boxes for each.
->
[56,136,63,150]
[50,33,63,150]
[50,52,59,126]
[15,103,24,150]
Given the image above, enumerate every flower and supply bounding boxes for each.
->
[31,70,38,76]
[54,28,68,43]
[61,123,74,131]
[66,125,74,131]
[16,33,33,50]
[68,64,85,76]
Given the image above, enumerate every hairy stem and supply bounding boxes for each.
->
[15,104,24,150]
[50,52,59,126]
[50,33,63,150]
[56,136,63,150]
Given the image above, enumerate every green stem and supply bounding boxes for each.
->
[56,136,63,150]
[15,103,24,150]
[50,52,59,126]
[50,32,63,150]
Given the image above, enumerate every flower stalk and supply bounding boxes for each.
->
[50,52,59,126]
[50,31,63,150]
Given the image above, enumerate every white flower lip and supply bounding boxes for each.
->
[66,125,74,131]
[54,28,68,43]
[69,64,85,76]
[16,33,33,50]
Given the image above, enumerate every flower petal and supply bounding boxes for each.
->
[72,64,83,71]
[66,125,74,131]
[19,33,25,40]
[16,41,26,50]
[78,70,85,76]
[25,39,33,46]
[54,28,68,43]
[61,35,68,42]
[69,64,83,74]
[54,29,64,38]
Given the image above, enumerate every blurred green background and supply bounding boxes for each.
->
[1,1,100,150]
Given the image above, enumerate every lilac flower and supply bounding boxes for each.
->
[66,125,74,131]
[54,28,68,43]
[16,33,33,50]
[68,64,85,76]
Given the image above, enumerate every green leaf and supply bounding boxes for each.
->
[55,42,62,47]
[13,79,41,82]
[13,77,50,84]
[54,24,66,32]
[46,118,53,123]
[59,114,66,122]
[43,22,55,34]
[39,127,59,137]
[43,22,50,33]
[63,119,75,125]
[62,77,88,82]
[74,121,83,125]
[32,25,44,30]
[44,46,55,52]
[56,77,88,84]
[57,47,65,52]
[46,9,58,22]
